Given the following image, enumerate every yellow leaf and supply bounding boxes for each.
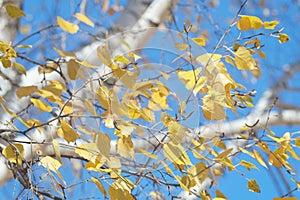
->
[188,162,209,183]
[16,86,37,99]
[52,139,62,163]
[236,16,251,31]
[74,13,94,27]
[239,160,258,171]
[60,120,79,142]
[97,45,112,67]
[237,15,263,31]
[215,148,233,160]
[76,60,99,68]
[75,143,100,163]
[177,68,202,90]
[2,144,24,165]
[114,55,129,63]
[161,161,172,174]
[192,37,206,46]
[67,59,80,80]
[247,179,261,193]
[84,99,97,115]
[5,4,25,18]
[214,190,227,200]
[57,16,79,34]
[278,33,290,44]
[268,153,282,168]
[1,59,11,68]
[258,50,266,59]
[91,177,106,196]
[96,132,111,158]
[273,198,298,200]
[13,62,26,75]
[39,156,61,171]
[128,52,141,61]
[202,91,227,120]
[108,181,135,200]
[17,45,32,48]
[263,21,279,30]
[30,98,52,112]
[175,43,188,50]
[116,135,134,159]
[234,46,257,70]
[39,156,65,183]
[148,90,170,110]
[253,149,268,168]
[138,149,158,160]
[196,53,222,68]
[164,141,191,165]
[54,48,76,57]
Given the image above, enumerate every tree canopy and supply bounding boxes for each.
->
[0,0,299,199]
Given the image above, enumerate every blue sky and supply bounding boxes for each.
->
[1,0,300,199]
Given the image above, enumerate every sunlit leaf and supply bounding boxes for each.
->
[92,177,106,196]
[138,149,158,160]
[54,48,76,57]
[74,13,94,27]
[234,46,257,70]
[116,135,134,159]
[57,16,79,34]
[214,190,227,200]
[52,139,62,163]
[67,59,80,80]
[175,43,188,50]
[247,179,261,193]
[263,21,279,29]
[59,120,79,143]
[253,149,268,168]
[2,144,24,165]
[237,15,263,31]
[75,143,100,163]
[239,160,258,171]
[30,98,52,112]
[97,45,112,67]
[192,37,206,46]
[16,86,37,99]
[278,33,290,44]
[188,162,209,184]
[13,62,26,75]
[96,132,111,158]
[164,141,191,165]
[108,181,135,200]
[5,4,25,18]
[76,60,98,68]
[39,156,65,184]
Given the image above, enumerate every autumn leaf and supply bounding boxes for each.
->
[234,46,257,70]
[5,4,25,18]
[192,37,206,46]
[30,98,52,112]
[263,21,279,29]
[59,120,79,142]
[116,135,135,159]
[247,179,261,193]
[278,33,290,44]
[74,13,94,27]
[237,15,263,31]
[57,16,79,34]
[2,144,24,165]
[17,86,37,99]
[92,177,106,196]
[164,141,191,166]
[67,59,80,80]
